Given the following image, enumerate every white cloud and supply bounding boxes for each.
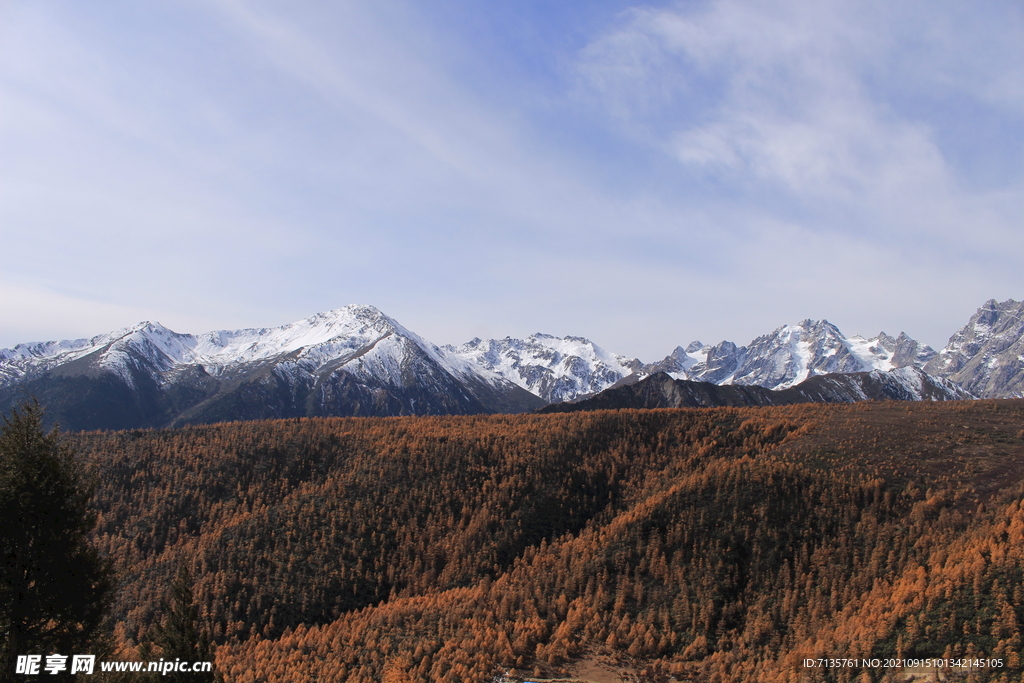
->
[574,0,1024,248]
[0,0,1021,360]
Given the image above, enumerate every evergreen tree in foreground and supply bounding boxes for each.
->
[142,565,215,683]
[0,401,113,681]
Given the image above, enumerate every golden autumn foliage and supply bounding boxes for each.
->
[73,401,1024,682]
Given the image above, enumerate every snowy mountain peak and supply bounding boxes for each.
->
[667,346,689,361]
[668,319,938,391]
[172,303,422,374]
[446,333,642,403]
[643,345,702,377]
[924,298,1024,398]
[0,319,197,387]
[303,303,398,331]
[0,305,546,428]
[6,297,1021,432]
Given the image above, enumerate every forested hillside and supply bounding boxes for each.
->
[72,401,1024,682]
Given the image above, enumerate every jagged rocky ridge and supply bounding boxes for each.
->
[924,298,1024,399]
[444,334,643,403]
[0,305,545,430]
[446,319,943,403]
[1,298,1021,429]
[538,367,973,413]
[460,304,1020,402]
[642,320,937,388]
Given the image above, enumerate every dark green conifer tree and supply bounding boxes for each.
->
[144,565,215,682]
[0,401,113,681]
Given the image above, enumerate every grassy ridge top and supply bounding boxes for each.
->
[74,401,1024,682]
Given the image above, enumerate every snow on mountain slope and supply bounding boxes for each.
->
[924,298,1024,398]
[445,334,642,403]
[878,366,974,401]
[5,300,1006,430]
[846,334,898,371]
[190,306,438,372]
[0,305,512,390]
[668,320,937,390]
[438,321,929,403]
[0,305,545,429]
[847,332,937,371]
[0,321,196,389]
[801,366,974,403]
[642,343,705,378]
[542,366,972,413]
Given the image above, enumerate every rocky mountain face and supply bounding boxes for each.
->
[924,299,1024,398]
[446,321,940,403]
[3,297,1021,430]
[445,334,642,403]
[644,320,938,390]
[540,367,972,413]
[0,305,544,430]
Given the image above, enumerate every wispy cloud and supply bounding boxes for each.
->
[574,0,1024,242]
[1,0,1021,358]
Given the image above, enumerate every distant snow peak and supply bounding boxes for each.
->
[445,333,641,403]
[643,345,700,376]
[729,319,849,388]
[924,298,1024,398]
[4,297,1021,431]
[656,319,938,392]
[0,305,551,428]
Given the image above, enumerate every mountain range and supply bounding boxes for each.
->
[539,367,972,413]
[0,305,544,430]
[1,298,1021,430]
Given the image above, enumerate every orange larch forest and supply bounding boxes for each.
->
[71,401,1024,682]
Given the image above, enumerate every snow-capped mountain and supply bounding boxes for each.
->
[848,331,937,371]
[924,299,1024,398]
[4,297,1020,431]
[645,320,937,390]
[444,334,642,403]
[0,305,544,430]
[642,343,705,376]
[540,366,972,413]
[445,320,944,402]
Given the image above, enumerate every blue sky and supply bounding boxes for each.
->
[1,0,1022,360]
